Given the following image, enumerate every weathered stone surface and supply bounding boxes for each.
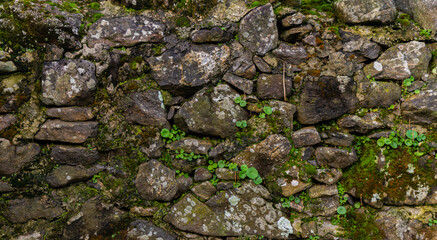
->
[51,145,100,166]
[291,127,321,148]
[340,30,381,60]
[315,147,358,169]
[0,114,16,131]
[257,74,292,100]
[394,0,437,32]
[324,131,355,147]
[3,196,65,223]
[176,176,193,199]
[148,44,230,96]
[401,82,437,125]
[166,138,213,155]
[0,138,40,176]
[305,195,340,217]
[135,160,178,201]
[231,134,292,176]
[194,167,212,182]
[216,168,238,180]
[222,73,254,94]
[191,181,217,200]
[297,76,359,125]
[127,220,176,240]
[164,182,294,238]
[267,100,297,131]
[87,16,165,47]
[272,43,308,64]
[229,41,257,79]
[0,61,17,73]
[46,107,94,121]
[334,0,397,25]
[364,41,432,81]
[280,178,312,197]
[282,12,306,27]
[191,27,233,43]
[130,206,159,217]
[46,165,101,188]
[239,4,278,56]
[41,59,97,106]
[125,90,170,129]
[312,168,343,185]
[308,185,338,198]
[338,112,384,134]
[280,24,313,42]
[0,181,14,193]
[174,84,248,138]
[253,55,272,73]
[35,120,98,144]
[357,80,401,108]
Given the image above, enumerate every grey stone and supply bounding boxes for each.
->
[253,55,272,73]
[305,195,340,217]
[87,16,165,48]
[215,168,238,180]
[280,178,312,197]
[324,131,355,147]
[51,145,100,166]
[3,196,65,223]
[194,167,212,182]
[222,73,254,94]
[191,181,216,200]
[394,0,437,32]
[35,120,98,144]
[291,127,321,148]
[41,59,97,106]
[127,220,176,240]
[315,147,358,169]
[176,176,193,198]
[280,24,313,42]
[125,90,170,129]
[308,185,338,198]
[401,82,437,125]
[166,138,213,155]
[312,168,343,185]
[272,43,308,64]
[340,30,381,60]
[0,114,16,131]
[229,42,257,79]
[191,27,233,43]
[239,4,278,55]
[267,100,297,131]
[257,74,292,100]
[0,181,14,193]
[282,12,306,27]
[0,61,17,73]
[46,165,102,188]
[46,107,94,121]
[338,112,384,134]
[334,0,397,25]
[0,138,40,175]
[357,79,401,108]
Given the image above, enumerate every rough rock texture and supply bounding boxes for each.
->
[46,165,102,188]
[191,181,217,200]
[267,100,297,131]
[357,80,401,108]
[35,120,98,144]
[291,127,321,148]
[0,114,16,131]
[257,74,292,100]
[46,107,94,122]
[239,4,278,56]
[280,24,313,42]
[364,41,432,81]
[341,30,381,60]
[127,220,176,240]
[0,138,40,175]
[401,83,437,125]
[313,168,343,185]
[334,0,397,24]
[51,145,100,166]
[0,181,14,193]
[148,44,230,96]
[315,147,358,169]
[308,185,338,198]
[191,27,233,43]
[324,131,355,147]
[3,196,65,223]
[166,138,213,155]
[280,178,312,197]
[174,84,248,138]
[41,59,97,106]
[272,43,308,64]
[394,0,437,32]
[338,112,384,134]
[87,16,165,47]
[194,167,213,182]
[125,90,170,129]
[222,73,254,94]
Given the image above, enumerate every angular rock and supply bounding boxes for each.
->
[334,0,396,25]
[305,195,340,217]
[394,0,437,32]
[191,27,233,43]
[174,84,248,138]
[148,44,230,96]
[46,165,101,188]
[0,61,17,73]
[191,181,216,200]
[127,220,176,240]
[215,168,238,180]
[125,90,170,129]
[194,167,212,182]
[297,76,359,125]
[267,101,297,131]
[130,207,159,217]
[51,145,100,166]
[272,43,308,64]
[35,120,98,144]
[280,178,312,197]
[357,80,401,108]
[312,168,343,185]
[324,131,355,147]
[222,73,253,94]
[87,16,165,47]
[340,30,381,60]
[315,147,358,169]
[135,160,178,201]
[46,107,94,122]
[282,12,306,27]
[166,138,213,155]
[0,114,16,131]
[364,41,432,81]
[239,4,278,55]
[0,138,40,175]
[231,134,292,176]
[280,24,313,42]
[229,42,257,79]
[41,59,97,106]
[291,127,321,148]
[401,82,437,125]
[0,181,14,193]
[253,55,272,73]
[176,176,193,198]
[3,196,65,223]
[338,112,384,134]
[257,74,292,100]
[308,185,338,198]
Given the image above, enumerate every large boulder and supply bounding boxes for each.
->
[401,82,437,125]
[125,90,170,129]
[334,0,397,25]
[87,16,165,47]
[0,138,40,176]
[174,84,248,138]
[41,59,97,106]
[239,4,278,56]
[35,120,98,144]
[364,41,432,81]
[147,44,230,96]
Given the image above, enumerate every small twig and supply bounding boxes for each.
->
[360,194,363,206]
[282,61,287,101]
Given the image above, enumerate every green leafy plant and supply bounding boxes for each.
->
[239,164,263,185]
[338,182,348,205]
[309,236,320,240]
[160,125,186,143]
[210,175,219,186]
[354,202,361,209]
[281,195,301,208]
[366,75,376,82]
[403,76,414,87]
[420,29,432,38]
[428,218,437,226]
[208,160,218,172]
[174,149,202,162]
[236,120,248,128]
[337,206,347,215]
[263,106,273,115]
[234,96,247,107]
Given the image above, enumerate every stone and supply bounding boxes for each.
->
[282,12,306,27]
[257,74,292,100]
[364,41,432,81]
[0,138,40,175]
[130,207,159,217]
[216,181,234,190]
[176,176,193,198]
[222,73,254,94]
[340,30,381,60]
[253,55,272,73]
[194,167,212,182]
[125,90,170,129]
[174,84,248,138]
[35,120,98,144]
[315,147,358,169]
[280,178,312,197]
[312,168,343,185]
[280,24,313,42]
[215,168,238,180]
[51,145,100,166]
[334,0,397,25]
[338,112,384,134]
[148,44,230,96]
[191,27,233,43]
[135,160,179,201]
[46,165,102,188]
[305,195,340,217]
[0,61,17,73]
[87,16,165,47]
[267,101,297,131]
[291,127,321,148]
[230,134,292,176]
[3,196,65,223]
[394,0,437,32]
[127,220,176,240]
[239,4,278,55]
[324,131,355,147]
[357,80,401,108]
[166,138,213,155]
[171,157,208,174]
[308,185,338,198]
[297,76,359,125]
[46,107,94,121]
[0,181,14,193]
[0,114,16,131]
[229,43,257,79]
[272,43,308,64]
[191,181,217,200]
[41,59,97,106]
[401,82,437,125]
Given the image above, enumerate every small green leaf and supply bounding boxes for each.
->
[405,139,413,146]
[239,171,247,179]
[414,89,420,94]
[160,128,170,138]
[240,100,247,107]
[253,176,262,185]
[234,96,242,104]
[236,121,242,127]
[259,113,266,118]
[294,197,300,204]
[246,167,259,179]
[263,106,273,115]
[337,206,347,215]
[240,164,249,171]
[218,160,226,168]
[354,202,361,209]
[377,138,385,147]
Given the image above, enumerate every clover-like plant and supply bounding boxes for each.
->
[239,164,262,184]
[234,96,247,107]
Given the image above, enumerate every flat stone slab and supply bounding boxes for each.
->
[35,120,98,144]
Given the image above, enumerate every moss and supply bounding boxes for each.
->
[175,16,191,27]
[339,208,385,240]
